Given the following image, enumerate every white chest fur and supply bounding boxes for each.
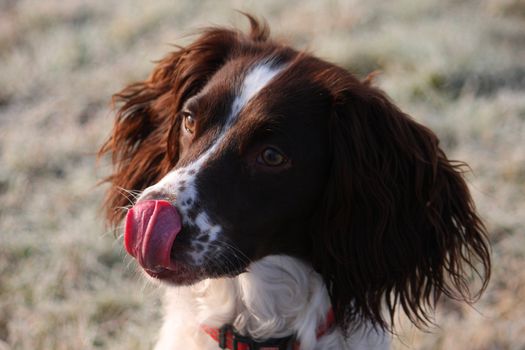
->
[153,256,389,350]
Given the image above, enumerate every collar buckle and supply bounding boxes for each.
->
[217,324,294,350]
[218,324,229,348]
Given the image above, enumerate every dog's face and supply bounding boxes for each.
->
[126,57,331,284]
[101,18,490,331]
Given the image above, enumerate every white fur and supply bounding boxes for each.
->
[153,255,390,350]
[230,62,284,125]
[139,62,284,265]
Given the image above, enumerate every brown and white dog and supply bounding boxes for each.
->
[100,16,490,350]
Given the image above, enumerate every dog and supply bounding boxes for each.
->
[99,16,491,350]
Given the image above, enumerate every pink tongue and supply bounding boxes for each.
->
[124,200,182,271]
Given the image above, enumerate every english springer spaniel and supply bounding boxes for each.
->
[100,16,490,350]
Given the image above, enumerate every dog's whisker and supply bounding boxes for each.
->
[116,186,141,205]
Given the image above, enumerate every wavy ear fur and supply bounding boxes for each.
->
[99,17,270,226]
[313,83,491,332]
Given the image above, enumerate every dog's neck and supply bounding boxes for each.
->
[154,255,388,350]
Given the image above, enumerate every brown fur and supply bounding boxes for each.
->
[99,15,490,335]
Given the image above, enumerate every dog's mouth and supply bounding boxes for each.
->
[124,199,248,284]
[124,200,189,281]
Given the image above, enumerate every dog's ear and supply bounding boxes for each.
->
[99,19,269,227]
[312,82,491,332]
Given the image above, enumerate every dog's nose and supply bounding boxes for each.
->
[124,200,182,271]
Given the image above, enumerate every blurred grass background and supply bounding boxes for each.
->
[0,0,524,349]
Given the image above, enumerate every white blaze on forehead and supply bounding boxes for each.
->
[138,61,285,265]
[229,63,284,126]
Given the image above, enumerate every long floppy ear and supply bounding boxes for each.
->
[313,83,491,332]
[99,17,270,226]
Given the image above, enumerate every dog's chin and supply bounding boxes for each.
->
[141,263,204,285]
[142,260,248,286]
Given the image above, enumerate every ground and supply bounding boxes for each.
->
[0,0,524,349]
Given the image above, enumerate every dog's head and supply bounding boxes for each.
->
[100,16,490,332]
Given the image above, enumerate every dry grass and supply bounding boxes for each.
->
[0,0,524,349]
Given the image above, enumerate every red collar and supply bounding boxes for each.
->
[201,309,335,350]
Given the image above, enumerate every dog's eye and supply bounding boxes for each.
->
[182,112,196,134]
[257,147,287,167]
